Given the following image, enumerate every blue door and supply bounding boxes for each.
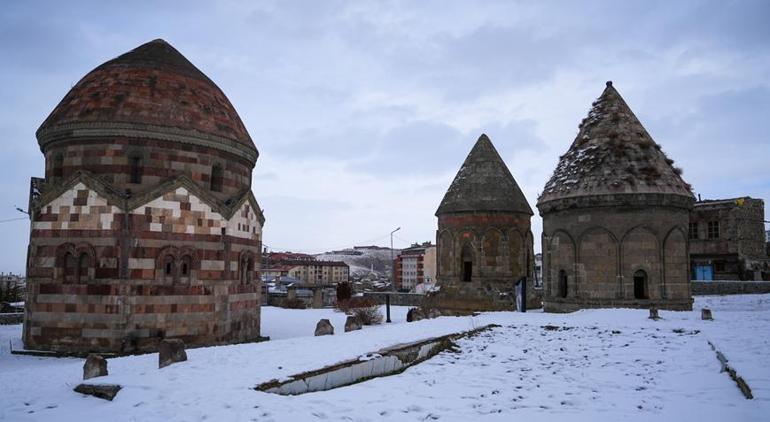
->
[694,265,714,281]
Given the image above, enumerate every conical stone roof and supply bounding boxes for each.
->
[537,82,693,207]
[436,134,533,216]
[37,39,256,161]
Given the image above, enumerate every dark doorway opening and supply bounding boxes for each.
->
[462,261,472,282]
[633,270,648,299]
[558,270,568,298]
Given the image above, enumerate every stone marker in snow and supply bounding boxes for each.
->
[73,383,122,401]
[649,308,660,320]
[315,319,334,336]
[83,354,108,380]
[344,316,362,332]
[702,308,713,320]
[159,339,188,369]
[407,307,425,322]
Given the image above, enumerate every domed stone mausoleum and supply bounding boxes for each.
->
[537,82,694,312]
[23,39,265,354]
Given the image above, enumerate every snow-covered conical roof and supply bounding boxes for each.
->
[537,82,693,207]
[437,134,532,216]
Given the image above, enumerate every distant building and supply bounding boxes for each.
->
[534,253,543,289]
[394,242,436,292]
[690,197,769,281]
[263,252,349,285]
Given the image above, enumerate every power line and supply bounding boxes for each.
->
[0,216,28,224]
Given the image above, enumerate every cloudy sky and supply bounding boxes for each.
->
[1,1,769,273]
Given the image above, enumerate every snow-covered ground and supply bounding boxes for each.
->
[1,296,768,421]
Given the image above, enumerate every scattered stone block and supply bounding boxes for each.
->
[315,319,334,336]
[344,316,362,332]
[702,308,713,320]
[159,338,187,369]
[406,308,425,322]
[649,308,660,320]
[74,383,122,401]
[427,309,442,319]
[83,354,108,380]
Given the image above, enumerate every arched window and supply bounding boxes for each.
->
[461,243,473,282]
[210,164,223,192]
[558,270,568,298]
[129,154,143,184]
[78,253,91,282]
[163,256,176,282]
[180,255,192,283]
[247,257,254,283]
[53,154,64,179]
[63,252,78,283]
[633,270,648,299]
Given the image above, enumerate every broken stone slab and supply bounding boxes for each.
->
[315,319,334,336]
[649,308,660,320]
[74,383,122,401]
[344,316,362,332]
[83,353,108,380]
[159,338,188,369]
[406,307,425,322]
[702,308,713,320]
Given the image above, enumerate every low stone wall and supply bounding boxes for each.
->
[692,281,770,296]
[0,313,24,325]
[363,292,426,307]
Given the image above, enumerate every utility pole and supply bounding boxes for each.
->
[390,227,400,292]
[387,227,400,323]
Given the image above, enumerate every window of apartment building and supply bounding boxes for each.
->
[707,221,720,239]
[688,222,698,240]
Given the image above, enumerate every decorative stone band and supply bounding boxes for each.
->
[36,121,259,166]
[537,192,695,214]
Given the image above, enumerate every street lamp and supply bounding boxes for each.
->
[387,227,400,323]
[390,227,400,292]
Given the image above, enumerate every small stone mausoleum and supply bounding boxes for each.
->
[23,39,265,354]
[537,82,694,312]
[430,134,539,312]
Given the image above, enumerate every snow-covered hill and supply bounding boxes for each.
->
[315,245,401,277]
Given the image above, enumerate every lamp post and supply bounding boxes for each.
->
[388,227,400,323]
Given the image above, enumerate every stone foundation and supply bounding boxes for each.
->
[23,278,260,354]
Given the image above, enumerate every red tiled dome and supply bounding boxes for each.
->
[37,39,256,158]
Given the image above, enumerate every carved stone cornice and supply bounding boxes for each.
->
[36,121,258,166]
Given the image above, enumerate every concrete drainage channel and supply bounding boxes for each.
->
[256,324,499,395]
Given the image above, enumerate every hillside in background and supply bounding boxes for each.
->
[315,245,401,279]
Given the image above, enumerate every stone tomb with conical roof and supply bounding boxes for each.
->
[537,82,694,312]
[24,39,265,354]
[429,134,540,312]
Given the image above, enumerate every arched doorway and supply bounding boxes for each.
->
[558,269,568,298]
[633,270,648,299]
[461,243,473,282]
